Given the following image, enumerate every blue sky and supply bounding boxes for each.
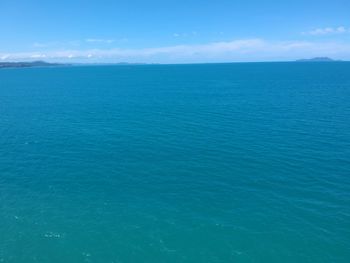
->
[1,0,350,63]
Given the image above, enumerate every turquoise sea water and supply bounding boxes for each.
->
[0,63,350,262]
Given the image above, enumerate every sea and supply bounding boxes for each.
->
[0,62,349,262]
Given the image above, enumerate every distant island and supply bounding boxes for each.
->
[0,61,69,69]
[296,57,341,62]
[74,62,150,66]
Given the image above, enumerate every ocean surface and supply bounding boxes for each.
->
[0,63,349,262]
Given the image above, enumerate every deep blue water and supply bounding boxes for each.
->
[0,63,350,262]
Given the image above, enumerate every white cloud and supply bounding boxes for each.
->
[33,42,48,48]
[30,54,47,58]
[32,41,79,48]
[303,26,350,36]
[85,38,115,44]
[2,38,350,63]
[173,32,198,38]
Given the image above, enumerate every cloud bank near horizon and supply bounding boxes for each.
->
[303,26,350,36]
[1,38,350,63]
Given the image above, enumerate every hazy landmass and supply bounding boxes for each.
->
[0,61,69,69]
[72,62,153,66]
[295,57,341,62]
[0,59,346,68]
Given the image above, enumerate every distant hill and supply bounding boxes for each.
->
[73,62,151,66]
[296,57,340,62]
[0,61,69,69]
